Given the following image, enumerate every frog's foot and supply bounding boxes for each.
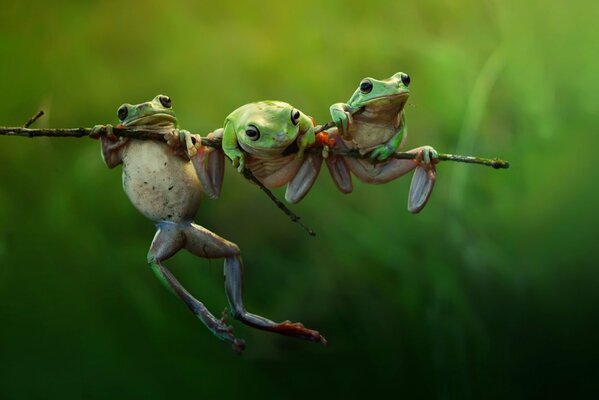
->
[228,151,245,173]
[164,129,199,160]
[330,104,352,136]
[414,145,438,167]
[89,124,116,140]
[270,320,327,344]
[408,146,438,214]
[370,143,395,162]
[224,255,327,346]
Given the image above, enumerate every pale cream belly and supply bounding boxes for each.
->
[122,140,202,223]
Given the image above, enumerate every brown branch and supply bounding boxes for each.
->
[23,111,44,128]
[0,125,509,169]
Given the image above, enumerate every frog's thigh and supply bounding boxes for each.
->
[183,223,240,259]
[325,155,353,193]
[285,153,323,204]
[149,222,185,261]
[347,157,416,184]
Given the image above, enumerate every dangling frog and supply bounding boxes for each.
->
[221,101,320,203]
[326,72,438,213]
[90,95,325,352]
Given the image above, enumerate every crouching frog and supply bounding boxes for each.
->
[326,72,438,213]
[222,101,320,203]
[90,95,325,352]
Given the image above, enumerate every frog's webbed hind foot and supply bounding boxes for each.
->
[224,255,327,345]
[148,222,245,352]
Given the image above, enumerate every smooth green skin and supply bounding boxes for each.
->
[222,101,316,172]
[118,94,178,129]
[330,72,410,162]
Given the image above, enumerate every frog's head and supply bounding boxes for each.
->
[230,101,307,157]
[117,94,178,129]
[348,72,411,110]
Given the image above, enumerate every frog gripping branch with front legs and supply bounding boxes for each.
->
[90,95,326,352]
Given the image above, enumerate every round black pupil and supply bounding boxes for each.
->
[401,74,410,86]
[246,127,258,137]
[118,107,127,120]
[161,97,171,107]
[360,81,372,92]
[293,111,299,120]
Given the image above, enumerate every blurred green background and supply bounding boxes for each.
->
[1,0,597,398]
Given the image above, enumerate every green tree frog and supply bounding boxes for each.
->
[221,101,320,203]
[326,72,438,213]
[90,95,325,352]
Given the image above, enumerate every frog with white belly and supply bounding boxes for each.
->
[90,95,325,352]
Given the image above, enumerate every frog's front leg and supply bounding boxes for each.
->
[164,129,200,161]
[330,103,355,138]
[148,222,245,352]
[369,114,407,162]
[191,129,225,200]
[90,124,129,168]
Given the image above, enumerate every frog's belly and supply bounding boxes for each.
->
[349,120,395,154]
[122,140,201,223]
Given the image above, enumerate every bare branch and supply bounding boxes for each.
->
[0,125,509,169]
[23,111,44,128]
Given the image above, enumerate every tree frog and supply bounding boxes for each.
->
[326,72,438,213]
[221,101,320,203]
[91,95,325,352]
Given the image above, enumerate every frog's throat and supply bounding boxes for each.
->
[361,92,409,107]
[125,113,177,129]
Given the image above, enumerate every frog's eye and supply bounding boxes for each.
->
[117,105,128,121]
[245,124,260,141]
[159,96,172,108]
[290,109,301,126]
[400,73,411,87]
[359,79,373,94]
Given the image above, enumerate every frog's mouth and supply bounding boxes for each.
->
[239,131,297,157]
[125,113,177,128]
[362,92,409,110]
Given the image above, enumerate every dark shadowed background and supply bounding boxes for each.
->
[1,0,597,398]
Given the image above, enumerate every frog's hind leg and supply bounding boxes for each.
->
[148,222,245,352]
[182,223,327,345]
[285,153,323,204]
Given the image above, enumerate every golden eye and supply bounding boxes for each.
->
[159,96,172,108]
[245,124,260,141]
[359,79,373,93]
[290,109,301,125]
[117,105,128,120]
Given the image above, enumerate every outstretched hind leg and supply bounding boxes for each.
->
[183,223,327,345]
[148,222,245,352]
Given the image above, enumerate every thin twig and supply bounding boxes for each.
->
[0,125,510,169]
[23,111,44,128]
[242,168,316,236]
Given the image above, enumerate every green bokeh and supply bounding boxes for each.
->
[1,0,597,398]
